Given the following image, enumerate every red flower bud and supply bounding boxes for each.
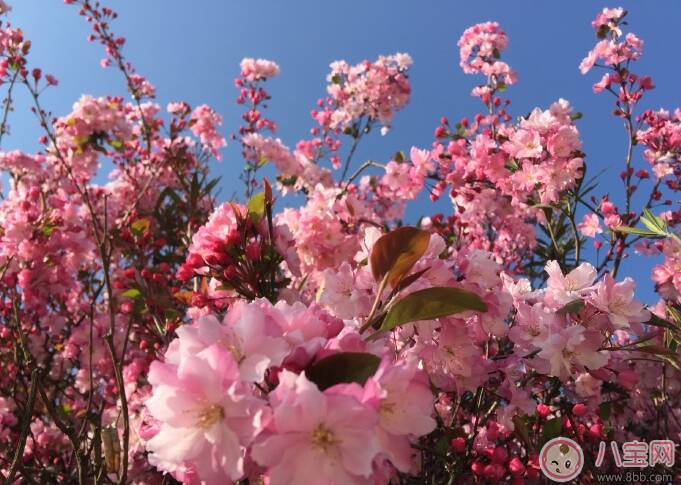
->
[572,403,587,416]
[536,404,551,418]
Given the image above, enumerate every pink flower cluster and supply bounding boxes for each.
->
[426,97,584,266]
[2,3,681,484]
[144,299,436,483]
[458,21,516,88]
[278,186,365,273]
[0,151,95,313]
[53,95,133,182]
[508,261,649,380]
[315,53,412,131]
[638,109,681,192]
[239,57,280,82]
[241,133,333,191]
[652,237,681,304]
[580,9,643,75]
[190,104,227,159]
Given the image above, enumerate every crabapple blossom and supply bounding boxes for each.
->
[458,21,516,88]
[537,325,608,380]
[545,260,597,306]
[240,57,280,82]
[589,274,650,328]
[251,370,380,485]
[1,3,680,484]
[578,212,603,238]
[145,345,268,482]
[190,104,227,159]
[321,53,412,131]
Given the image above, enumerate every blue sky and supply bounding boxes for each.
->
[7,1,681,301]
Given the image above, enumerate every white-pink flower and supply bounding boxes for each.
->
[240,58,280,81]
[318,261,372,319]
[366,358,436,472]
[503,129,543,159]
[589,274,650,328]
[577,213,603,238]
[537,326,607,380]
[252,370,380,484]
[547,125,582,158]
[545,260,596,306]
[145,345,268,482]
[168,301,290,383]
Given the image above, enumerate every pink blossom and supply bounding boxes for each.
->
[190,104,226,159]
[545,260,596,306]
[169,303,290,382]
[252,370,380,484]
[321,53,412,130]
[318,261,372,319]
[547,126,582,158]
[458,22,516,86]
[240,58,280,82]
[366,358,436,471]
[503,129,543,159]
[145,345,268,482]
[589,274,650,328]
[578,213,603,238]
[242,133,301,177]
[537,326,608,380]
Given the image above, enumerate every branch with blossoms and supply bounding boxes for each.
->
[0,3,680,485]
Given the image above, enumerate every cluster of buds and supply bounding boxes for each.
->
[177,181,290,305]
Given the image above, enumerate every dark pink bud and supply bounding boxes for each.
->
[508,457,525,476]
[450,437,466,453]
[572,403,587,416]
[536,404,551,418]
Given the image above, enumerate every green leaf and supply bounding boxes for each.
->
[434,436,450,456]
[163,308,182,320]
[640,208,668,234]
[306,352,380,391]
[669,306,681,325]
[257,155,269,168]
[159,187,182,206]
[646,314,681,334]
[203,177,222,197]
[570,112,583,121]
[541,417,563,446]
[557,299,585,315]
[613,225,661,238]
[42,223,57,237]
[109,138,124,151]
[121,288,141,299]
[613,208,671,240]
[389,267,430,298]
[512,415,532,447]
[331,73,342,85]
[530,203,554,211]
[633,344,681,372]
[247,192,266,223]
[598,402,612,421]
[370,287,487,339]
[131,218,151,236]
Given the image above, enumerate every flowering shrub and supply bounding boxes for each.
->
[0,2,680,484]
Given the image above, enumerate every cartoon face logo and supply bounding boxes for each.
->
[539,437,584,482]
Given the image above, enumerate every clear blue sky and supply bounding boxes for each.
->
[7,1,681,302]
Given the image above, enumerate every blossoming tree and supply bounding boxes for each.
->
[0,2,680,484]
